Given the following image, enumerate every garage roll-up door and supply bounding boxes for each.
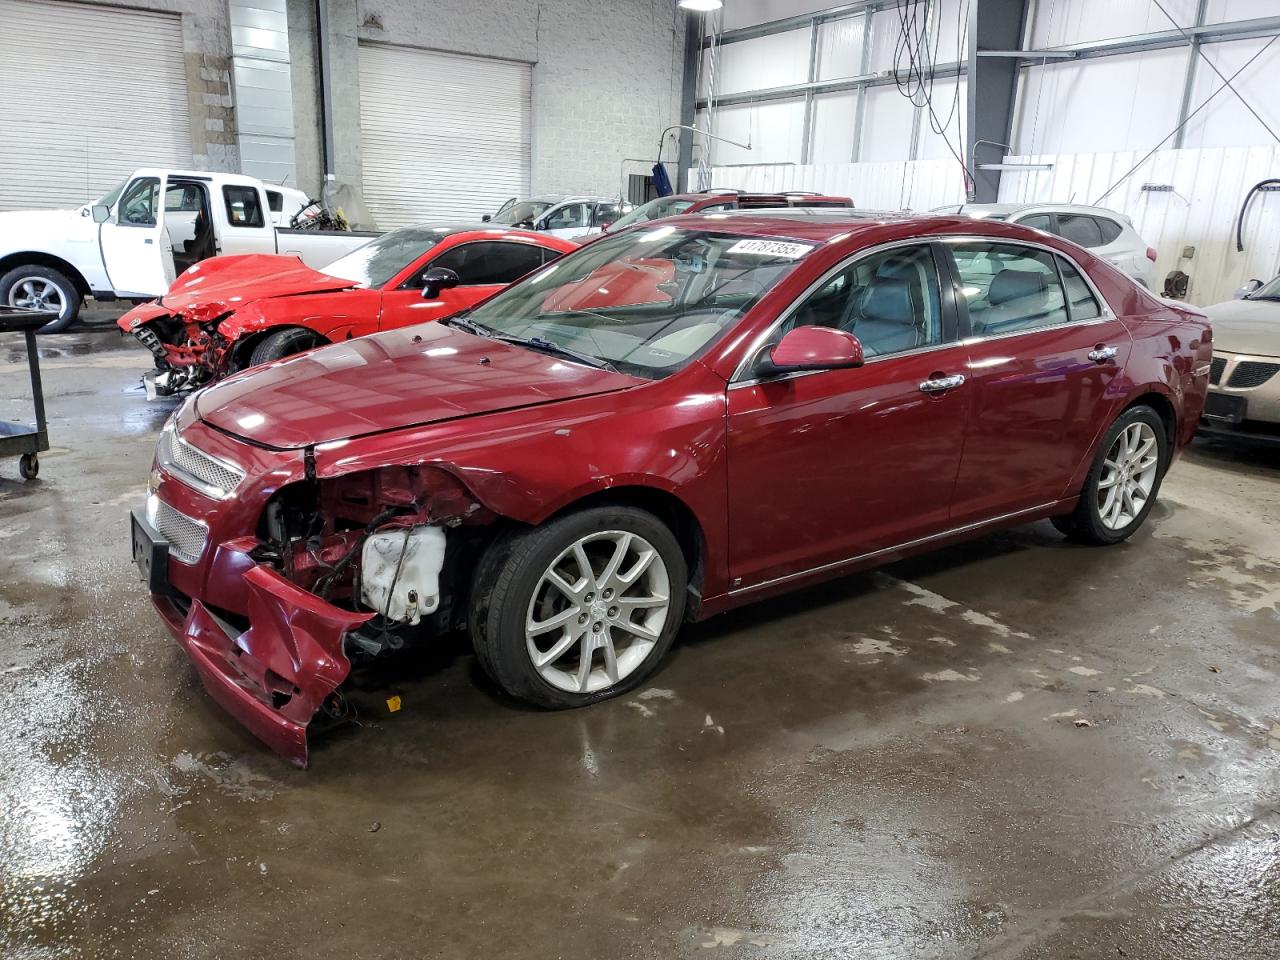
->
[358,43,531,228]
[0,0,192,211]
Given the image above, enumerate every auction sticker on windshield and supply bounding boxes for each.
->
[727,239,814,259]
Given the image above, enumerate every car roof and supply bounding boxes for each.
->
[651,210,1063,245]
[394,222,564,242]
[953,202,1129,220]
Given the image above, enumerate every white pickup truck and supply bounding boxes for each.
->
[0,168,378,331]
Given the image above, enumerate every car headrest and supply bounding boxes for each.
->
[859,279,914,325]
[989,269,1047,305]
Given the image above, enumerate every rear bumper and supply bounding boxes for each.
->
[152,562,373,768]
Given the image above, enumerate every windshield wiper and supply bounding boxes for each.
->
[441,314,497,337]
[493,333,618,372]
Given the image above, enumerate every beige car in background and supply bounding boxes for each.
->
[1199,275,1280,442]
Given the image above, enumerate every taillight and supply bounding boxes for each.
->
[1146,247,1158,262]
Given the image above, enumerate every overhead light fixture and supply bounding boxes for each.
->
[678,0,722,10]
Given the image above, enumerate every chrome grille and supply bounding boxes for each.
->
[1227,360,1279,389]
[152,499,208,565]
[1209,356,1226,385]
[158,427,244,498]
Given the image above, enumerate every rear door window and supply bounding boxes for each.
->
[222,185,265,228]
[1055,214,1104,248]
[948,242,1069,337]
[266,190,284,213]
[1095,217,1123,244]
[1058,256,1103,320]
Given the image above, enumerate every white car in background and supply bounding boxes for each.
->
[932,202,1158,289]
[484,195,633,240]
[1197,275,1280,443]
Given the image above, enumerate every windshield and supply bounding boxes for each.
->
[461,225,812,379]
[608,196,698,231]
[321,227,445,287]
[1247,275,1280,300]
[95,180,126,209]
[491,200,554,226]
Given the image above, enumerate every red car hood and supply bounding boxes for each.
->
[160,254,353,317]
[195,323,644,448]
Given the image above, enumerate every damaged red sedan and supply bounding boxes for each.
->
[117,225,576,394]
[131,213,1211,766]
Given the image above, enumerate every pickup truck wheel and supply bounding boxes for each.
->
[470,506,687,709]
[1053,405,1168,545]
[247,327,324,368]
[1,266,80,333]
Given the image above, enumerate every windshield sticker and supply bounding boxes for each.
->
[727,239,814,259]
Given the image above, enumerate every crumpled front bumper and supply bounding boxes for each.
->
[154,565,373,767]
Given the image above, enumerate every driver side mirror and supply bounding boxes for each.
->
[91,204,111,224]
[421,266,461,299]
[1234,278,1263,299]
[754,327,864,378]
[481,214,491,222]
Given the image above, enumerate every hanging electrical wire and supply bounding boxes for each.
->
[891,0,974,193]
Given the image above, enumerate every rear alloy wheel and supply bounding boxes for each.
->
[1,266,81,333]
[1053,405,1167,545]
[471,506,686,708]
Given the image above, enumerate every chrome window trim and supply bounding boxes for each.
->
[728,501,1061,596]
[728,234,1117,385]
[159,426,245,501]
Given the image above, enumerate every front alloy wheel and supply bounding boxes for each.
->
[471,505,687,708]
[526,530,671,694]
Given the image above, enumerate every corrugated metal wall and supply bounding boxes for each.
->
[998,147,1280,306]
[230,0,297,188]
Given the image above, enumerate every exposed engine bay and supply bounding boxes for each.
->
[132,309,236,396]
[256,464,497,663]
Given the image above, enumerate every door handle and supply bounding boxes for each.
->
[919,373,966,393]
[1088,346,1118,363]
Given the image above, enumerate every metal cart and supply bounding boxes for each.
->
[0,307,52,481]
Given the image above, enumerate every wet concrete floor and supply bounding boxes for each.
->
[2,309,1279,958]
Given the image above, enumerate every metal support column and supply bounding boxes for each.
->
[800,17,821,164]
[676,14,702,192]
[1175,0,1216,148]
[850,8,876,162]
[966,0,1031,202]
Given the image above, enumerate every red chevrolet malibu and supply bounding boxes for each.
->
[131,213,1211,765]
[117,225,576,394]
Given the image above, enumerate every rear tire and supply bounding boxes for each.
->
[1053,405,1168,545]
[1,265,81,333]
[470,506,687,708]
[247,327,324,368]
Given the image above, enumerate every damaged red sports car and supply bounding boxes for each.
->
[130,213,1212,766]
[117,225,576,394]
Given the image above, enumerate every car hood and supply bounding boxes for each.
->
[1203,298,1280,357]
[195,323,645,448]
[0,207,99,250]
[158,254,354,319]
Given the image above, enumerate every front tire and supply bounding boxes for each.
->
[470,506,687,708]
[1,265,81,333]
[1053,405,1168,545]
[247,327,324,368]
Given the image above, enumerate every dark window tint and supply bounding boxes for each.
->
[1055,213,1104,248]
[223,185,265,228]
[119,177,160,225]
[428,241,548,285]
[1017,213,1052,232]
[1095,217,1123,244]
[782,244,942,358]
[1058,256,1102,320]
[592,202,632,228]
[266,190,284,213]
[950,242,1069,337]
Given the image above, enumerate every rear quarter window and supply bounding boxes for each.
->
[1095,217,1123,244]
